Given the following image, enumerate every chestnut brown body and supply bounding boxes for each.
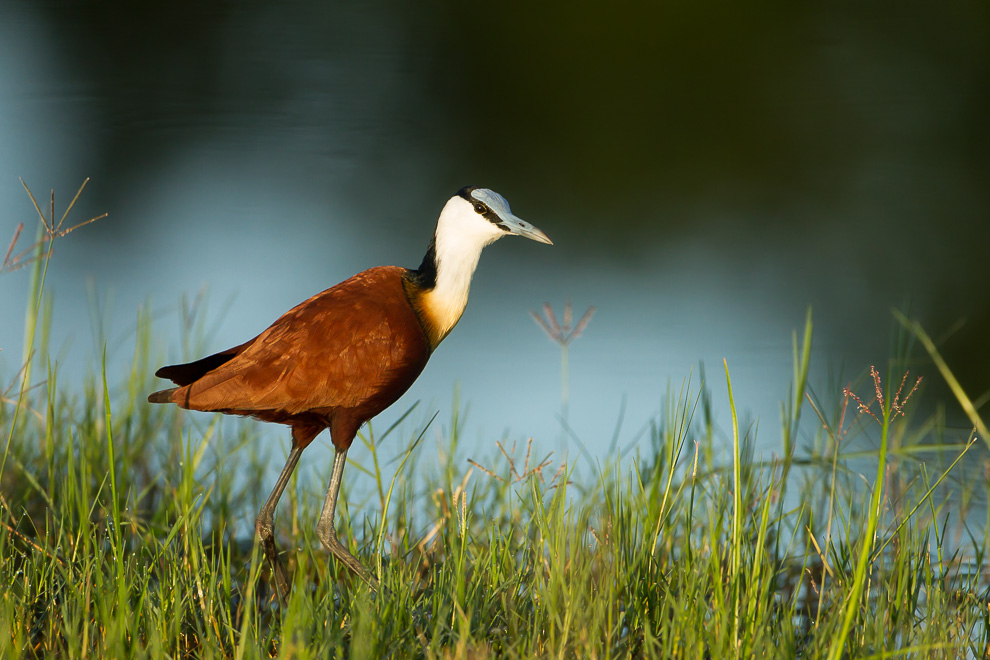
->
[151,266,431,451]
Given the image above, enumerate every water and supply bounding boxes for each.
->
[1,2,987,481]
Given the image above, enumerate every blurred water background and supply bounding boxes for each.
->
[1,1,987,478]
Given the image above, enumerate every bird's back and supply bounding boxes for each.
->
[154,266,432,448]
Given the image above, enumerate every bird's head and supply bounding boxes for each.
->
[410,186,551,348]
[437,186,553,249]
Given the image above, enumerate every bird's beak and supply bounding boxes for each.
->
[496,211,553,245]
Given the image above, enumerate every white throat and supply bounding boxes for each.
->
[419,196,505,343]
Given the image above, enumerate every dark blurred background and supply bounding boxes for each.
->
[1,1,987,458]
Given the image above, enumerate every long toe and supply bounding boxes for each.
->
[258,532,292,605]
[324,536,378,589]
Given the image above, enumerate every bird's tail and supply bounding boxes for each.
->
[147,388,178,404]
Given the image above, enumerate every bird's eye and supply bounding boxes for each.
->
[473,203,486,214]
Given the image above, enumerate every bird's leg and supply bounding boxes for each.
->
[315,448,378,589]
[255,444,303,605]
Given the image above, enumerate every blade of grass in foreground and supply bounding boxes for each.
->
[724,358,743,657]
[895,310,989,444]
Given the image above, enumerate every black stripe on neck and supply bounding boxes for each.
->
[408,236,438,290]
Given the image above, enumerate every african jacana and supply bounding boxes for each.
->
[148,186,551,600]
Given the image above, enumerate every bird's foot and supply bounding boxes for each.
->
[317,530,380,591]
[256,521,292,606]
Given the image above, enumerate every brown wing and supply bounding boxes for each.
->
[154,340,253,386]
[163,266,431,421]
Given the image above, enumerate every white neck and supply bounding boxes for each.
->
[418,196,504,344]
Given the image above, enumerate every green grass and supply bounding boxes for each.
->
[2,191,989,658]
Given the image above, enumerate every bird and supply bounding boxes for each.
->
[148,186,552,600]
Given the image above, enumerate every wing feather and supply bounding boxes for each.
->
[161,267,431,419]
